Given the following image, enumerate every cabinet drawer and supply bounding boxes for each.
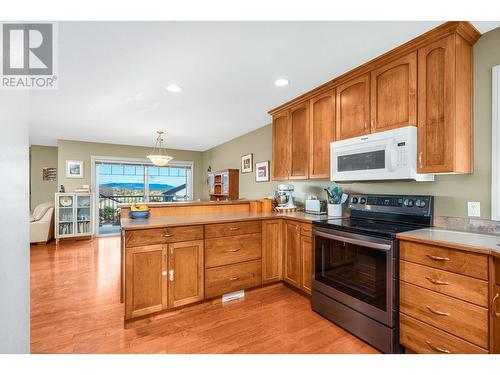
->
[205,233,262,268]
[300,223,312,237]
[205,260,262,299]
[205,221,261,238]
[400,282,488,348]
[400,241,488,280]
[125,226,204,247]
[400,314,488,354]
[400,260,488,307]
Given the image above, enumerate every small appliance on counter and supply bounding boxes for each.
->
[273,184,296,212]
[305,197,327,214]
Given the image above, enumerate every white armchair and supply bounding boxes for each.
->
[30,202,55,244]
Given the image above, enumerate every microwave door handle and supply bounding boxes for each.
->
[313,230,392,251]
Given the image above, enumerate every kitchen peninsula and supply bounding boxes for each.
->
[120,200,323,320]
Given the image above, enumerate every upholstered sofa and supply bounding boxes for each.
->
[30,202,55,244]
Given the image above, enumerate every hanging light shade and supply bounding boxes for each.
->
[147,130,173,167]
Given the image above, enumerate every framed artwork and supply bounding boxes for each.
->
[42,167,57,181]
[66,160,84,178]
[255,160,270,182]
[241,153,253,173]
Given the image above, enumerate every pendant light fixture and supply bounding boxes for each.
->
[147,130,173,167]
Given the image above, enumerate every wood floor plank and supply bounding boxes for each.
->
[30,237,378,354]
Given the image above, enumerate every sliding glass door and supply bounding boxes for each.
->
[94,159,193,236]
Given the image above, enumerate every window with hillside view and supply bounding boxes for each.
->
[97,161,193,235]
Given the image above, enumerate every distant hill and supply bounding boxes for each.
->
[100,182,175,190]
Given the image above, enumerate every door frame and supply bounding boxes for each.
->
[90,155,194,237]
[492,65,500,221]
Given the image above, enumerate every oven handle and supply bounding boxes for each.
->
[313,229,392,251]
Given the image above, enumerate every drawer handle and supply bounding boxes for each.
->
[225,248,241,253]
[229,227,240,231]
[426,255,450,262]
[162,233,174,238]
[425,340,451,354]
[492,293,500,318]
[229,276,240,281]
[426,305,450,316]
[425,276,450,286]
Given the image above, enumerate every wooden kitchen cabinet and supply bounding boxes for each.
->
[493,284,500,353]
[289,102,310,179]
[283,221,301,288]
[300,235,313,294]
[262,220,283,284]
[272,110,290,180]
[370,52,417,133]
[168,240,204,308]
[125,244,167,319]
[336,73,371,140]
[417,34,473,173]
[309,90,335,179]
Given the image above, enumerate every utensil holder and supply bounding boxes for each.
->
[328,203,342,217]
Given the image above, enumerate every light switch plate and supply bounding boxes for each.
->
[467,202,481,217]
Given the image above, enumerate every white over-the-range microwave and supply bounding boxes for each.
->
[330,126,434,182]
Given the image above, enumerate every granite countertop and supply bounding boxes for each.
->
[120,211,329,230]
[397,228,500,257]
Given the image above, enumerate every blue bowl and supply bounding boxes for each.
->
[130,211,150,219]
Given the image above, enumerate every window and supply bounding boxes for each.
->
[493,65,500,220]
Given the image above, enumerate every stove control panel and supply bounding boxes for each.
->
[349,194,433,217]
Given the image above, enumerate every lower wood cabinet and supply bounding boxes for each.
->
[125,239,204,319]
[205,260,262,299]
[300,235,312,294]
[262,220,283,284]
[125,244,167,319]
[168,240,204,308]
[283,221,301,288]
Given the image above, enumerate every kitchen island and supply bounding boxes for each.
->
[120,200,326,320]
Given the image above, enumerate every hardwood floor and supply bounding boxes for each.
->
[30,237,378,354]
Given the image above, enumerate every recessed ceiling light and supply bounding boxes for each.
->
[274,78,289,87]
[166,84,182,93]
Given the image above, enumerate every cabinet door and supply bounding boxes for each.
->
[283,221,301,288]
[168,240,204,308]
[300,235,313,294]
[125,244,167,319]
[309,90,335,179]
[417,35,455,173]
[493,285,500,354]
[262,220,282,284]
[272,110,290,180]
[336,73,370,140]
[371,52,417,133]
[289,102,310,179]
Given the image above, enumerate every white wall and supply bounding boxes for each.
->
[0,91,30,353]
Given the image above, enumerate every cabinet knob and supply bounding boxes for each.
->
[419,151,423,168]
[169,270,174,281]
[229,276,240,281]
[162,271,167,276]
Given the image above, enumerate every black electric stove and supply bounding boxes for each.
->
[311,194,433,353]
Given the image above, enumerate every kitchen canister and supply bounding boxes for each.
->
[328,203,342,217]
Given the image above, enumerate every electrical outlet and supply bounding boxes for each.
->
[467,202,481,217]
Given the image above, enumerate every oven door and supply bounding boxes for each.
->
[313,228,394,327]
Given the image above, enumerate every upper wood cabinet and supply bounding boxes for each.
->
[309,90,335,179]
[370,52,417,133]
[336,73,371,140]
[271,110,290,180]
[269,22,479,177]
[289,102,310,179]
[168,240,204,308]
[125,244,167,319]
[417,34,473,173]
[262,220,283,284]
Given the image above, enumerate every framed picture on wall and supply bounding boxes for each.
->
[241,153,253,173]
[66,160,84,178]
[255,161,270,182]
